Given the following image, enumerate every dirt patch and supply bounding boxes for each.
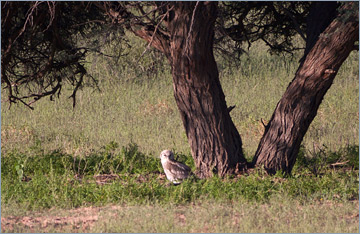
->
[1,206,103,233]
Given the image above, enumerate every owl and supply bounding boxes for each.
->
[159,150,192,185]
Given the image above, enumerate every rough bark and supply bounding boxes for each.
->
[253,2,358,174]
[163,2,247,178]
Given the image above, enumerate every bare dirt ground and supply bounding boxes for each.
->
[1,205,112,233]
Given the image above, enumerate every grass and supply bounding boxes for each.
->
[1,144,359,232]
[1,144,358,210]
[1,37,359,232]
[1,40,358,157]
[91,199,358,233]
[2,199,359,233]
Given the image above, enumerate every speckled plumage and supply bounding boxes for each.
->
[160,150,192,184]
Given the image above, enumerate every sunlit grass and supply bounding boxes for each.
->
[1,144,358,211]
[1,37,358,233]
[1,40,358,158]
[1,144,359,232]
[2,199,358,233]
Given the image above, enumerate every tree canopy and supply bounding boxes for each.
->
[2,1,317,108]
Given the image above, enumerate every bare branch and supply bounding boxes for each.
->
[137,5,174,63]
[13,2,43,44]
[281,7,306,41]
[183,1,200,58]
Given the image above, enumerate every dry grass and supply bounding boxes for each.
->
[1,42,358,158]
[1,36,358,234]
[2,198,358,233]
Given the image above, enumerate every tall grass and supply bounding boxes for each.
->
[1,37,358,158]
[1,36,358,233]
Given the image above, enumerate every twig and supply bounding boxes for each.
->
[330,160,349,167]
[136,5,174,63]
[43,1,56,32]
[261,118,267,128]
[183,1,200,59]
[13,2,43,44]
[227,105,236,113]
[281,7,306,42]
[11,96,35,110]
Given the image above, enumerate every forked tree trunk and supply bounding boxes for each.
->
[252,2,358,174]
[167,2,247,178]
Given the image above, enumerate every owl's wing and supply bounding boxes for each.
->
[168,160,191,174]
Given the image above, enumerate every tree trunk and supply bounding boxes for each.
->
[166,2,247,178]
[252,2,358,174]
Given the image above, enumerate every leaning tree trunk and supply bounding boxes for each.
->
[166,2,247,178]
[252,2,358,174]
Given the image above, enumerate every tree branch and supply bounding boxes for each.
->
[183,1,200,58]
[281,7,306,42]
[137,5,174,63]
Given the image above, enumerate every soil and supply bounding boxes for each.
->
[1,206,105,232]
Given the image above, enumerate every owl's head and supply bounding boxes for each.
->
[160,149,175,161]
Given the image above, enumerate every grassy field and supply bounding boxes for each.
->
[2,199,359,233]
[1,144,359,232]
[1,38,358,157]
[1,37,359,232]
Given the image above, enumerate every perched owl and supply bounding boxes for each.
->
[159,150,192,185]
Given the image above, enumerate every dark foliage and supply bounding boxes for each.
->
[216,1,311,60]
[2,1,317,108]
[1,1,120,108]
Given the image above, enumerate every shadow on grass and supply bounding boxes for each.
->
[1,142,359,211]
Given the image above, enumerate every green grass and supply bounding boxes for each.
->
[1,144,359,232]
[1,40,358,157]
[2,143,358,211]
[1,37,358,232]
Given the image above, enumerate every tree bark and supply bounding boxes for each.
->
[252,2,358,174]
[166,2,247,178]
